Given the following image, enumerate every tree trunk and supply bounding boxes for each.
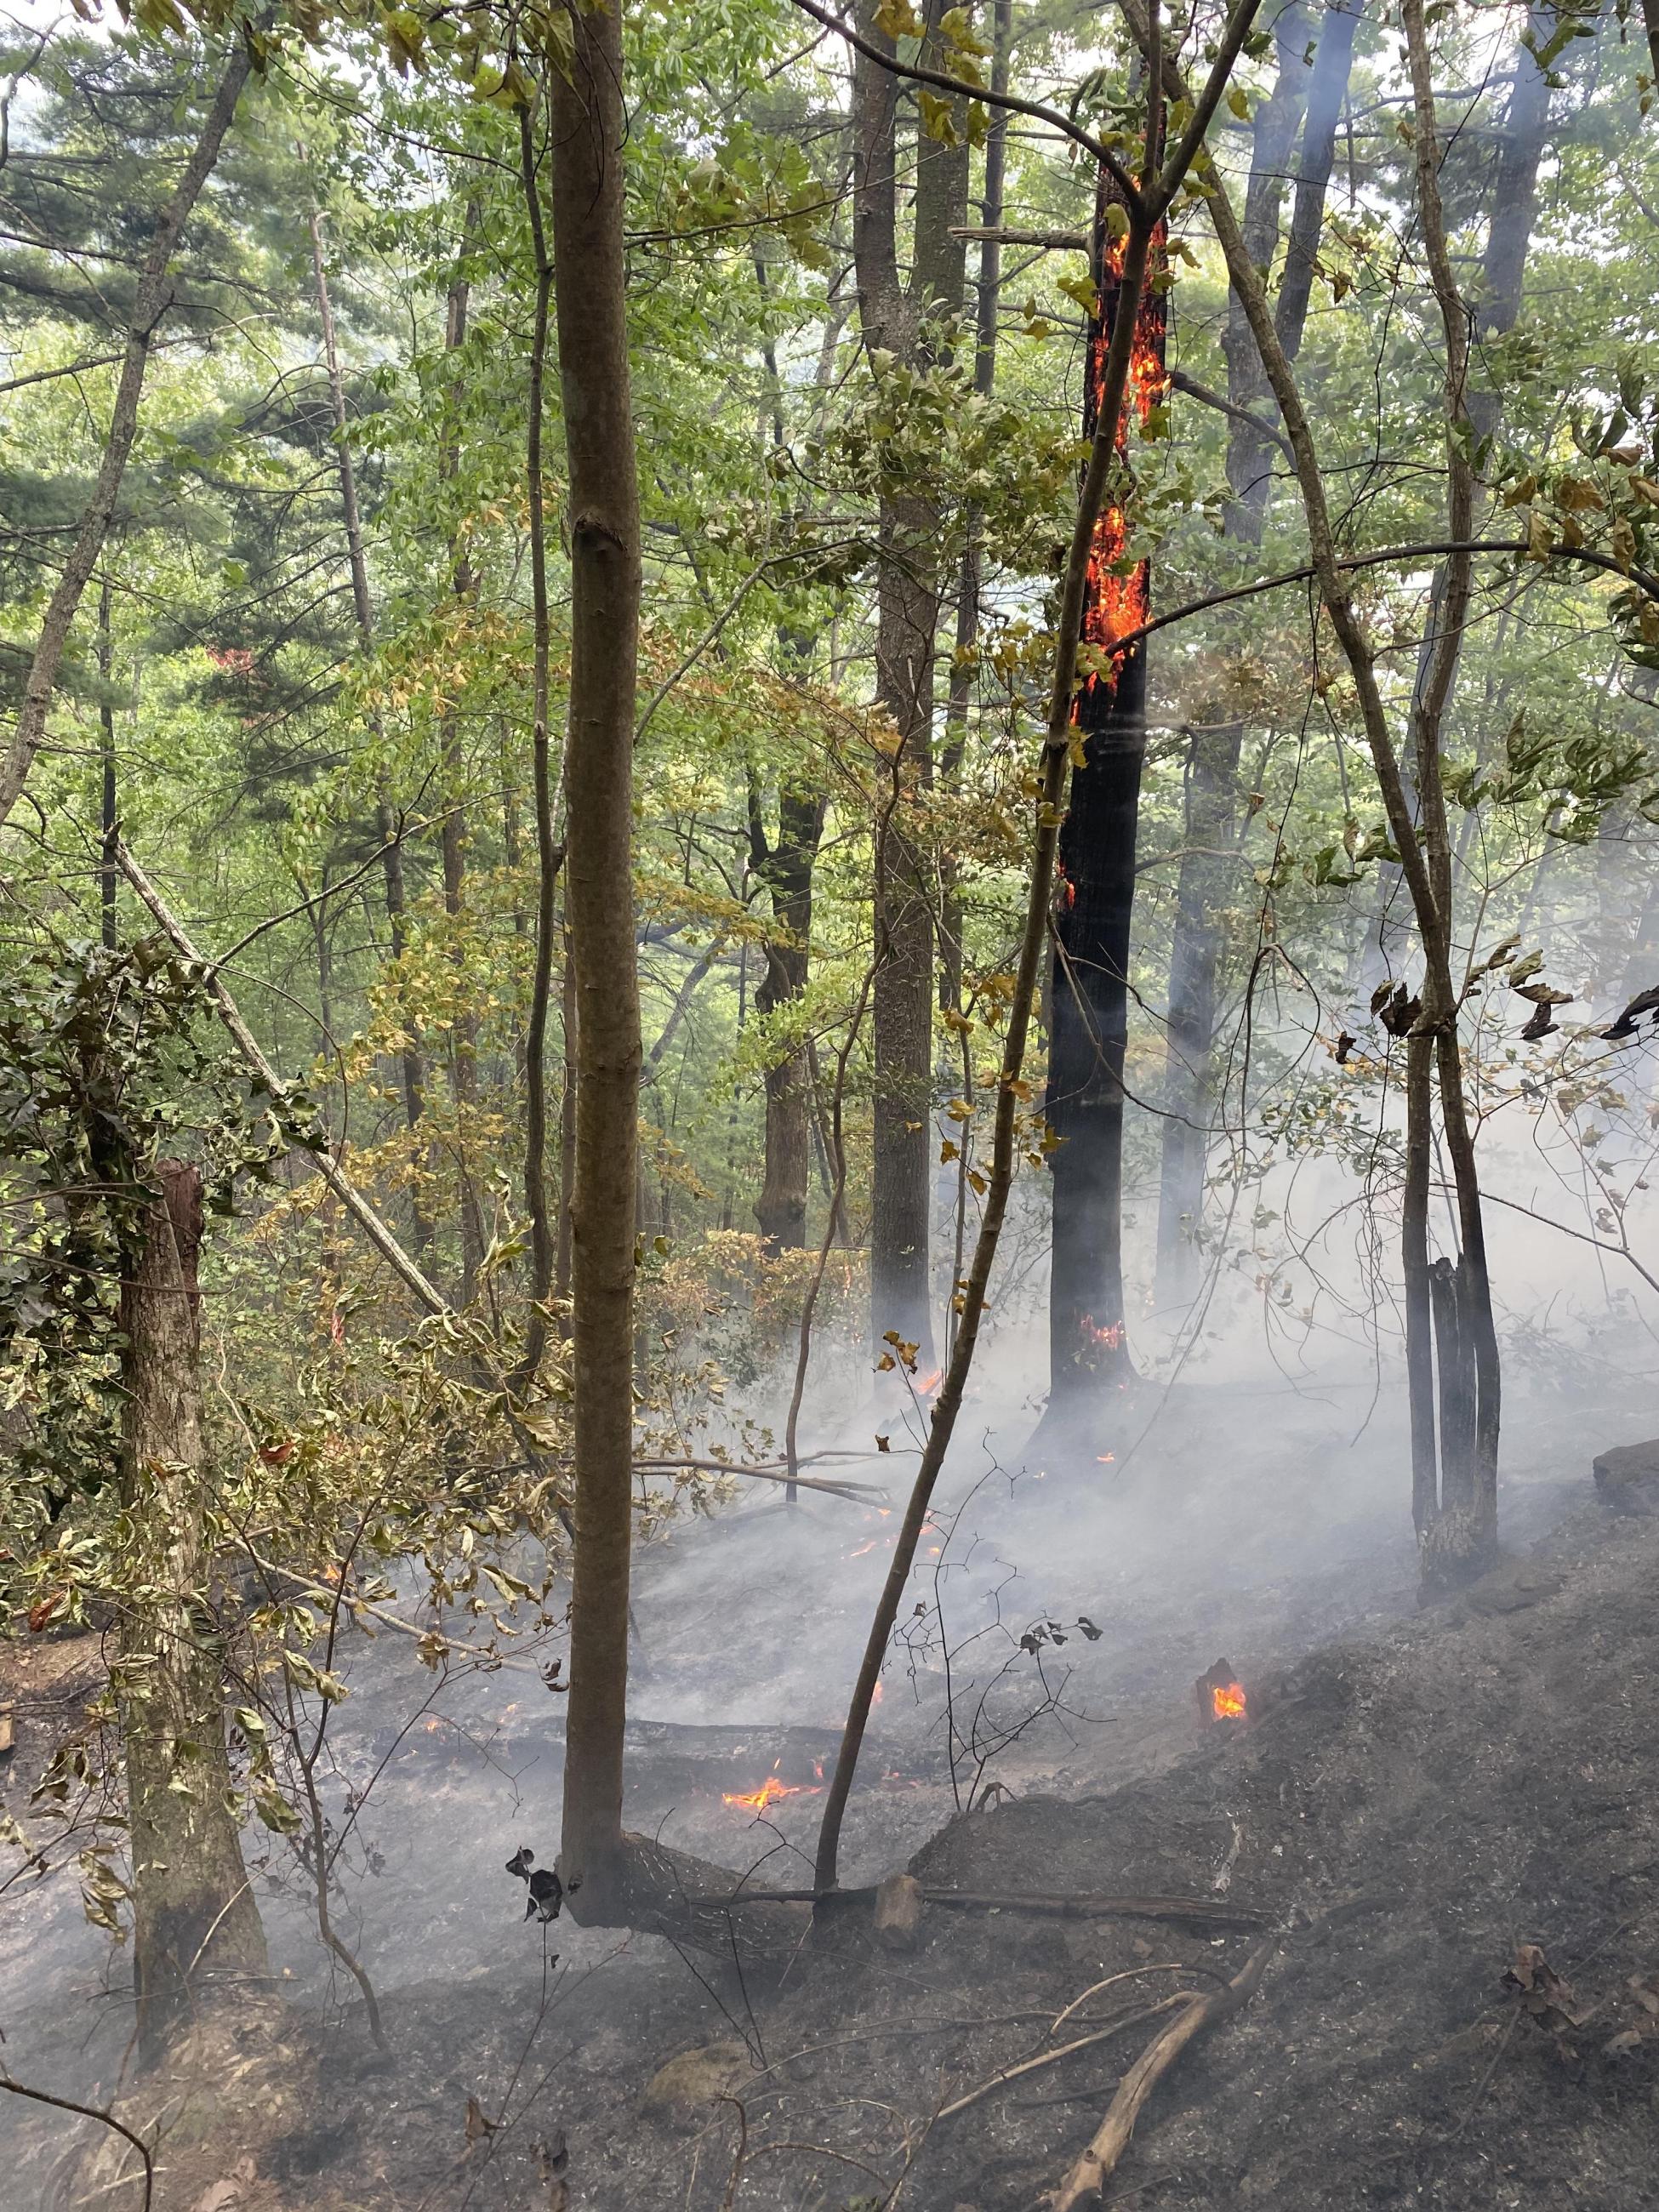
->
[1358,4,1550,995]
[439,249,487,1303]
[98,573,118,951]
[0,42,252,830]
[753,784,827,1250]
[858,0,968,1369]
[118,1163,268,2067]
[307,208,430,1250]
[544,18,643,1922]
[1044,197,1167,1426]
[1156,6,1312,1295]
[1274,0,1362,364]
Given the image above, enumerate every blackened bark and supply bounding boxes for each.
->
[119,1163,268,2066]
[546,15,643,1919]
[1046,201,1167,1417]
[752,783,827,1250]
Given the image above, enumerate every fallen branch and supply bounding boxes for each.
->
[689,1885,1266,1930]
[0,2075,153,2212]
[937,1995,1185,2123]
[1050,1938,1277,2210]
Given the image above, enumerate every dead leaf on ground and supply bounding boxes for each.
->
[189,2158,258,2212]
[1503,1943,1591,2052]
[465,2094,498,2144]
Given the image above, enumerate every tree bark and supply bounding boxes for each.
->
[859,0,968,1369]
[0,39,253,831]
[1156,6,1313,1296]
[439,242,487,1303]
[1043,194,1167,1423]
[544,19,643,1921]
[118,1163,268,2067]
[307,208,430,1249]
[752,782,827,1250]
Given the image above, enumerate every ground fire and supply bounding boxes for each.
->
[1196,1657,1249,1728]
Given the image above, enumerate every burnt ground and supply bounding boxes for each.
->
[20,1486,1659,2212]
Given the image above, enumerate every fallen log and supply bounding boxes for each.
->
[1049,1936,1277,2209]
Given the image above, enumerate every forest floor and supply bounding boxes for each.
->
[15,1462,1659,2211]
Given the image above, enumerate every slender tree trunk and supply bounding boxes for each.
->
[307,208,430,1249]
[938,0,1012,1022]
[1156,6,1312,1295]
[439,242,486,1303]
[0,41,253,830]
[544,19,643,1920]
[752,784,827,1250]
[1359,3,1550,994]
[118,1164,268,2067]
[1043,192,1167,1425]
[98,575,117,951]
[1274,0,1361,364]
[859,0,968,1369]
[515,111,565,1386]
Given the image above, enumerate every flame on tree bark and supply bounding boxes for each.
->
[1043,206,1167,1426]
[809,0,1268,1892]
[118,1162,268,2066]
[541,11,643,1920]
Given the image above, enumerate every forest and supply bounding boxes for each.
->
[2,0,1659,2202]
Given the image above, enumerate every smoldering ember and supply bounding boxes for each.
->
[4,4,1659,2210]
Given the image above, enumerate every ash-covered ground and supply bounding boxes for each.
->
[3,1343,1658,2208]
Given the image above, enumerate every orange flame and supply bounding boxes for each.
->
[1211,1681,1247,1721]
[1077,220,1169,706]
[722,1760,824,1813]
[1081,1314,1125,1350]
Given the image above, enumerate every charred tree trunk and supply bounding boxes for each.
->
[118,1163,268,2066]
[752,783,827,1251]
[1156,7,1311,1296]
[1044,200,1167,1425]
[544,22,643,1921]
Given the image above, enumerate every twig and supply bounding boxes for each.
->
[0,2075,153,2212]
[1050,1939,1276,2210]
[937,1998,1184,2123]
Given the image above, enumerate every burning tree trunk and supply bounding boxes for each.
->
[1044,198,1167,1427]
[118,1163,268,2066]
[751,782,827,1250]
[541,22,644,1919]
